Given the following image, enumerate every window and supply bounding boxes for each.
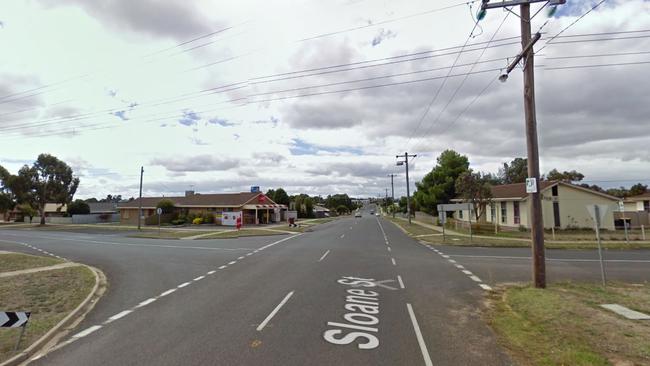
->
[501,202,507,224]
[552,185,558,196]
[645,200,650,212]
[458,210,463,219]
[490,203,496,222]
[513,202,520,225]
[553,202,561,227]
[123,210,129,219]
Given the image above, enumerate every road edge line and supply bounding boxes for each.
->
[406,303,433,366]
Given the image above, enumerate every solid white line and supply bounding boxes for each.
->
[397,275,405,289]
[160,289,176,297]
[194,276,205,281]
[462,270,473,275]
[207,270,216,275]
[219,265,228,269]
[257,291,295,331]
[228,261,237,265]
[479,284,493,291]
[318,250,330,262]
[178,282,191,288]
[469,275,482,283]
[72,325,102,339]
[406,304,433,366]
[391,258,397,266]
[107,310,132,322]
[137,298,157,307]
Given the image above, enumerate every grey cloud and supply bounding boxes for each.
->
[178,109,200,126]
[37,0,217,41]
[371,28,396,47]
[306,162,389,178]
[252,152,286,165]
[150,156,240,172]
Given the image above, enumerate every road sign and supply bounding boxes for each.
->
[525,178,537,193]
[586,204,610,228]
[0,312,30,328]
[156,207,162,215]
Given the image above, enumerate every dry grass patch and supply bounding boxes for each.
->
[0,253,63,272]
[486,282,650,366]
[0,266,95,362]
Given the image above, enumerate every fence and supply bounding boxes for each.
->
[24,214,120,224]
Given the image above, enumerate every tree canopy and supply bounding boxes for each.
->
[156,199,175,214]
[455,170,493,221]
[499,157,528,184]
[67,199,90,215]
[414,149,469,214]
[546,169,584,182]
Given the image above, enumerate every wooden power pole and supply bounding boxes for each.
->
[480,0,565,288]
[396,153,416,224]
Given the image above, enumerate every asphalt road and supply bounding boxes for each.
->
[0,207,647,365]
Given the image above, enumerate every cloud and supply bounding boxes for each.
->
[252,152,286,164]
[178,109,200,126]
[208,117,234,126]
[150,155,240,172]
[290,139,363,155]
[36,0,219,41]
[371,28,396,47]
[113,110,128,121]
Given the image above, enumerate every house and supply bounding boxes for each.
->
[87,202,118,214]
[617,192,650,228]
[452,181,620,231]
[313,205,330,218]
[117,191,287,226]
[43,203,67,217]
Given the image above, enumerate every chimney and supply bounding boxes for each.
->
[185,190,195,197]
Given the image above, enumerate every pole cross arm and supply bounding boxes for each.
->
[505,32,541,74]
[481,0,565,10]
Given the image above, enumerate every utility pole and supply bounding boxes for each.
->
[137,166,143,230]
[396,153,416,224]
[480,0,565,289]
[388,174,396,218]
[385,188,389,215]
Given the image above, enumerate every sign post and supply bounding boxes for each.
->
[587,204,609,286]
[438,211,446,242]
[156,207,162,236]
[618,201,629,244]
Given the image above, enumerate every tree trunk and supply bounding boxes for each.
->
[39,206,45,225]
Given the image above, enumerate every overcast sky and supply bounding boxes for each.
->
[1,0,649,199]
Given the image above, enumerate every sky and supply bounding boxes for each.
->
[1,0,649,200]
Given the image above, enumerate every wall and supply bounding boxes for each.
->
[24,216,73,224]
[72,214,120,224]
[557,185,616,230]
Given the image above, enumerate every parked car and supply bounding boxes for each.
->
[355,212,362,218]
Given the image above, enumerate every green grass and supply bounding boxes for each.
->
[0,253,64,272]
[197,229,287,239]
[127,231,212,239]
[487,282,650,366]
[0,266,95,362]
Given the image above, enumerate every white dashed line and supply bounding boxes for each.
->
[193,276,205,281]
[72,325,102,339]
[448,259,456,263]
[407,304,433,366]
[387,247,392,252]
[178,282,191,288]
[136,298,157,308]
[257,291,295,331]
[391,258,397,266]
[160,289,176,297]
[228,261,237,265]
[455,264,464,269]
[106,310,132,323]
[397,275,405,289]
[246,253,253,256]
[340,234,345,239]
[238,256,245,260]
[219,265,227,269]
[479,284,493,291]
[469,275,482,283]
[318,250,330,262]
[462,270,473,275]
[207,270,216,275]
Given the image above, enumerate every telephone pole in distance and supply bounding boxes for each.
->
[396,153,416,224]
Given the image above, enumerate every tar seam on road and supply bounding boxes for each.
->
[407,303,433,366]
[257,291,295,331]
[60,233,303,347]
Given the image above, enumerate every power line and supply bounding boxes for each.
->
[543,60,650,70]
[537,0,609,53]
[543,50,650,60]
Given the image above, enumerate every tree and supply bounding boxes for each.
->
[305,198,314,218]
[414,150,470,214]
[17,203,37,223]
[336,205,349,215]
[546,169,584,182]
[499,157,528,184]
[455,171,493,222]
[629,183,648,197]
[67,199,90,215]
[84,197,99,203]
[0,165,14,216]
[100,194,122,203]
[273,188,290,205]
[606,187,629,198]
[156,199,175,214]
[12,154,79,225]
[265,189,276,201]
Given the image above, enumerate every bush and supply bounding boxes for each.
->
[171,219,186,226]
[68,199,90,215]
[156,199,175,214]
[192,217,203,225]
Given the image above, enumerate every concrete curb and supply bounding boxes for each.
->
[1,264,107,366]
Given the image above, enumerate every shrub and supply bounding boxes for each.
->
[192,217,203,225]
[202,213,215,224]
[156,199,175,214]
[68,199,90,215]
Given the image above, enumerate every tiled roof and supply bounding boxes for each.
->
[490,181,556,199]
[88,202,118,213]
[626,192,650,201]
[117,192,272,209]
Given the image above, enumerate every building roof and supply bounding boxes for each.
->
[117,192,275,209]
[626,192,650,201]
[88,202,118,213]
[44,203,66,213]
[314,205,330,212]
[455,181,619,202]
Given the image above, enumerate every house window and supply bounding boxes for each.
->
[490,203,496,222]
[501,202,507,224]
[513,202,520,225]
[645,200,650,212]
[459,210,463,219]
[552,185,558,196]
[123,210,129,219]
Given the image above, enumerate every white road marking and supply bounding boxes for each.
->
[407,304,433,366]
[160,289,176,297]
[340,234,345,239]
[238,256,245,260]
[246,253,253,256]
[318,250,330,262]
[462,270,473,275]
[136,298,157,308]
[106,310,132,322]
[479,284,493,291]
[387,247,392,252]
[449,254,650,263]
[219,265,228,269]
[72,325,102,339]
[194,276,205,281]
[391,258,397,266]
[397,275,405,289]
[207,270,216,275]
[448,259,456,263]
[257,291,295,331]
[441,255,450,259]
[469,275,482,283]
[228,261,237,265]
[455,264,465,269]
[177,282,191,288]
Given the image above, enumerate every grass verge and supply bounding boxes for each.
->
[0,265,95,363]
[486,282,650,366]
[0,253,63,272]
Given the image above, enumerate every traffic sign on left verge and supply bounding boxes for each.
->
[0,312,31,328]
